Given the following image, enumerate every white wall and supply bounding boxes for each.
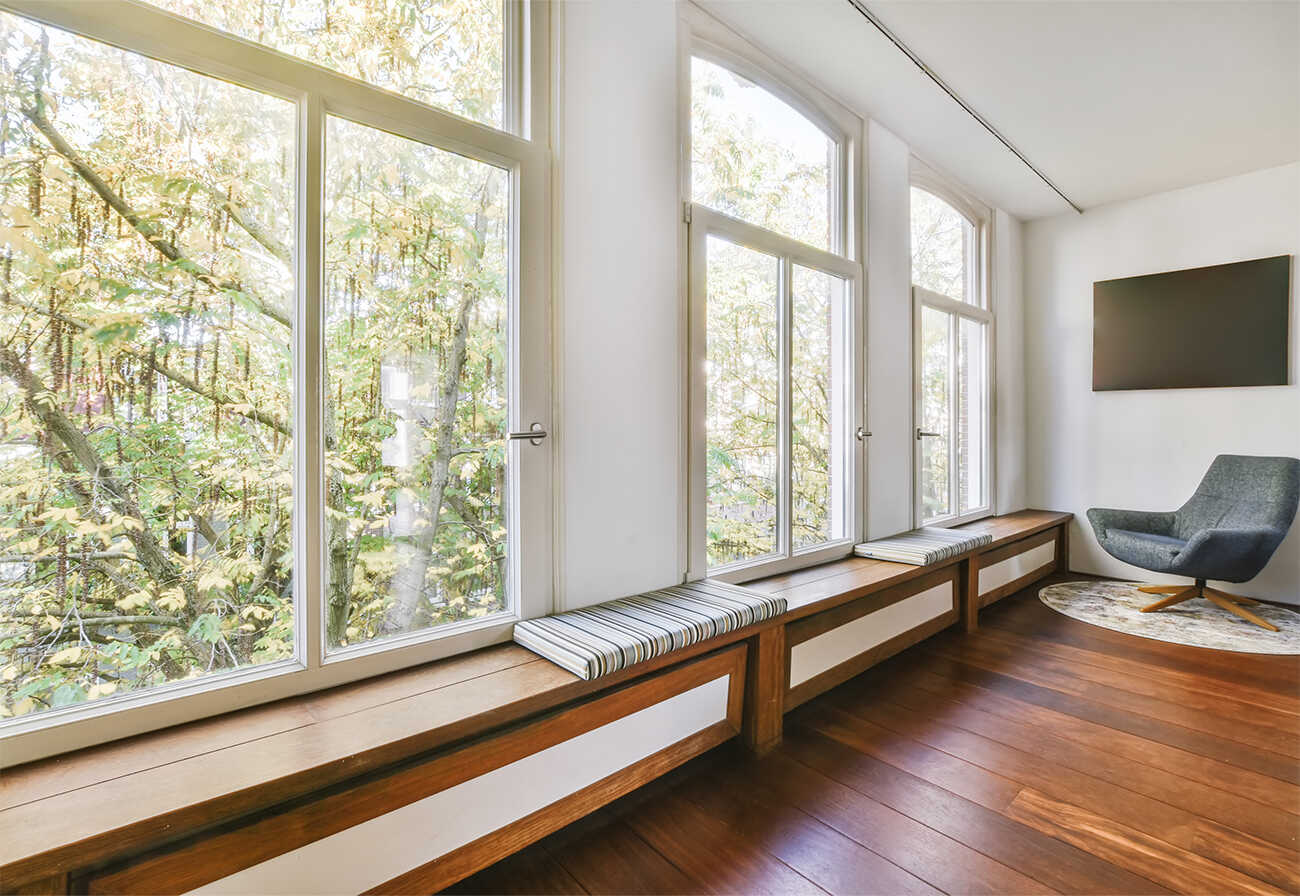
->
[557,0,683,609]
[864,121,915,538]
[1024,162,1300,603]
[994,209,1027,514]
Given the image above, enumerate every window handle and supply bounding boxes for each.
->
[856,427,872,440]
[916,428,942,440]
[508,423,548,446]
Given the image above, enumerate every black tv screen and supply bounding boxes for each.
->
[1093,255,1292,391]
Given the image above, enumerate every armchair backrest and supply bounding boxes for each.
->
[1173,454,1300,542]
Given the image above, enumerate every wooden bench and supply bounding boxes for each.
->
[0,510,1070,895]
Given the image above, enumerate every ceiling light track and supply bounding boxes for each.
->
[845,0,1083,214]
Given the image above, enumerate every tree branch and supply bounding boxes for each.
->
[0,344,183,592]
[381,211,489,635]
[21,102,291,329]
[78,614,182,627]
[190,181,290,264]
[1,295,290,436]
[443,490,498,547]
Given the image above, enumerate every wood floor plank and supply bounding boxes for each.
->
[914,650,1300,785]
[863,658,1300,817]
[444,847,590,896]
[951,626,1300,749]
[1005,788,1288,896]
[972,624,1300,719]
[925,637,1300,759]
[780,724,1171,895]
[625,788,829,895]
[843,670,1300,847]
[818,691,1300,891]
[543,817,700,896]
[741,751,1057,895]
[678,767,943,896]
[984,591,1300,696]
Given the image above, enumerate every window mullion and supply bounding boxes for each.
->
[947,309,959,520]
[779,257,794,559]
[298,93,325,671]
[503,0,523,137]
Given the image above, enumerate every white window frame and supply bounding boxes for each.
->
[0,0,552,767]
[681,4,865,584]
[909,166,995,529]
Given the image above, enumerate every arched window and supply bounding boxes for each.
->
[910,185,993,525]
[685,40,861,581]
[911,187,978,305]
[691,57,837,251]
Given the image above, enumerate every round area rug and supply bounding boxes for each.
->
[1038,581,1300,654]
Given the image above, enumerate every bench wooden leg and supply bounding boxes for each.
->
[742,625,785,756]
[962,555,981,632]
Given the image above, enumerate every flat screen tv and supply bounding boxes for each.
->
[1093,255,1292,391]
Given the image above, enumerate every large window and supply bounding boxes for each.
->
[0,0,549,765]
[686,37,860,582]
[911,184,992,527]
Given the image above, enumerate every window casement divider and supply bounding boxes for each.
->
[299,91,326,676]
[691,207,861,282]
[947,311,960,520]
[778,258,794,563]
[686,208,710,583]
[912,286,993,325]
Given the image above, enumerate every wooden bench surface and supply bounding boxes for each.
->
[0,509,1070,888]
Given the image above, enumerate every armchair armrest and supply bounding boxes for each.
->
[1177,526,1283,573]
[1086,507,1176,538]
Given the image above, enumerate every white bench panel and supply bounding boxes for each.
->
[789,581,955,687]
[188,674,733,895]
[979,541,1056,597]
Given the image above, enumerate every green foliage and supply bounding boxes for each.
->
[691,58,834,252]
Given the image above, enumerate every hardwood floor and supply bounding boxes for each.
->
[445,573,1300,895]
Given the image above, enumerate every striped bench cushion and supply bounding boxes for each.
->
[854,527,992,566]
[513,581,788,680]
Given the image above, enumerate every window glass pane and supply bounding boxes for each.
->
[324,117,509,650]
[911,187,974,303]
[0,13,296,719]
[957,317,987,514]
[145,0,505,128]
[692,58,834,251]
[919,307,951,521]
[706,236,778,567]
[791,266,846,550]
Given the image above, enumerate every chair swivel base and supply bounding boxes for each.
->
[1137,580,1278,632]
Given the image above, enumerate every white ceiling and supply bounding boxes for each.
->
[698,1,1300,220]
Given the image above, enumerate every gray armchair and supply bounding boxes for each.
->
[1087,454,1300,631]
